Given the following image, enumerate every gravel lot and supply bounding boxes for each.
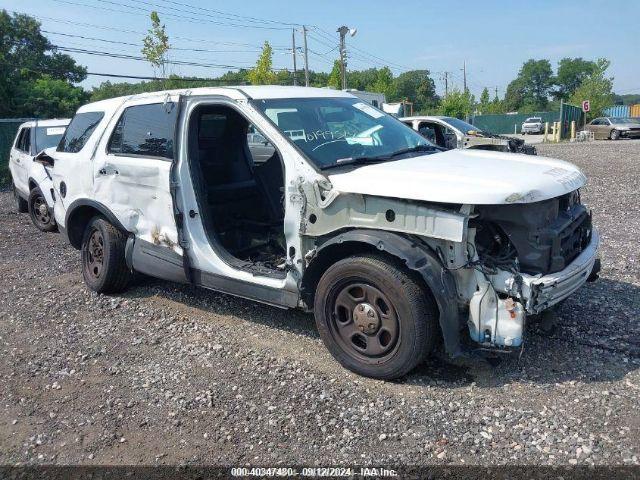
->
[1,140,639,467]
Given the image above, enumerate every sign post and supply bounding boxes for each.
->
[581,100,590,131]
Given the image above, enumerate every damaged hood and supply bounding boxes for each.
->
[327,149,586,205]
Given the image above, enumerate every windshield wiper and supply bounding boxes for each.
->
[321,144,439,171]
[322,156,389,170]
[386,144,441,157]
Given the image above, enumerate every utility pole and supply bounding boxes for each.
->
[291,28,297,86]
[462,60,467,93]
[494,86,498,98]
[302,25,309,87]
[337,25,356,90]
[443,72,449,96]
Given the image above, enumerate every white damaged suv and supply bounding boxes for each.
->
[44,86,600,379]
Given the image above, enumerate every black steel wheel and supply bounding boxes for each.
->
[13,183,28,213]
[81,216,131,293]
[28,187,57,232]
[314,254,438,380]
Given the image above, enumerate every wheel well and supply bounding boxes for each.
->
[301,241,436,310]
[66,206,103,249]
[28,179,37,191]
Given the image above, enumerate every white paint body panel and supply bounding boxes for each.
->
[328,149,586,205]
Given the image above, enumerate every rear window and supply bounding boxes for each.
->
[34,125,66,151]
[108,103,177,159]
[58,112,104,153]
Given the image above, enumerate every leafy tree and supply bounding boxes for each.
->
[327,60,342,89]
[479,87,490,113]
[554,57,597,101]
[391,70,438,113]
[142,11,170,77]
[370,67,395,98]
[248,41,277,85]
[16,75,87,117]
[0,10,86,117]
[504,59,553,111]
[439,88,475,119]
[569,58,614,120]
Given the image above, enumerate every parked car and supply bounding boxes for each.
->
[9,118,70,231]
[586,117,640,140]
[401,116,536,155]
[44,86,599,380]
[521,117,544,134]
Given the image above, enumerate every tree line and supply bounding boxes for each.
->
[0,10,619,122]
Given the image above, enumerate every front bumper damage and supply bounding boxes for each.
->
[468,227,600,349]
[498,227,600,314]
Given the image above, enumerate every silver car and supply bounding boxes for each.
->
[586,117,640,140]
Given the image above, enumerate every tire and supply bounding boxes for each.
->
[610,129,620,140]
[28,187,57,232]
[13,183,28,213]
[314,254,438,380]
[81,216,131,294]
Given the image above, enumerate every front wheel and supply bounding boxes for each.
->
[81,217,131,293]
[314,254,438,380]
[610,129,620,140]
[28,187,57,232]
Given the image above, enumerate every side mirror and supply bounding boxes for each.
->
[34,150,55,167]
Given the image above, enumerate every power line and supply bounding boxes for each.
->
[51,0,292,30]
[25,13,289,49]
[53,45,291,71]
[42,30,277,54]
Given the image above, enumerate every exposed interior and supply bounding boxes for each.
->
[417,121,456,149]
[188,104,286,274]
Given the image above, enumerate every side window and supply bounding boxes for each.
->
[14,129,25,150]
[18,128,31,153]
[58,112,105,153]
[602,118,611,125]
[108,103,177,159]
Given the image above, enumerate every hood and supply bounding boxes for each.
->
[327,149,586,205]
[614,122,640,129]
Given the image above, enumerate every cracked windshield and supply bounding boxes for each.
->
[255,97,435,169]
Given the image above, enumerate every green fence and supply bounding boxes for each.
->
[559,103,584,138]
[0,119,32,187]
[471,111,558,134]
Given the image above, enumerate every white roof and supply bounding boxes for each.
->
[76,86,356,114]
[18,118,71,128]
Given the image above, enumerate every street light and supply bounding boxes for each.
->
[337,25,357,90]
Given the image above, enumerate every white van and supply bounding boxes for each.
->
[44,86,600,379]
[9,118,70,231]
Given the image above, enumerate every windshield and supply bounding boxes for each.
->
[442,117,480,134]
[254,97,434,169]
[525,118,542,123]
[34,125,67,151]
[611,117,640,124]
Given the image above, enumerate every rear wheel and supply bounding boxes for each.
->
[13,183,28,213]
[81,217,131,293]
[610,129,620,140]
[28,187,57,232]
[314,254,438,380]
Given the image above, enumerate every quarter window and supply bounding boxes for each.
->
[17,128,31,153]
[58,112,105,153]
[108,103,177,159]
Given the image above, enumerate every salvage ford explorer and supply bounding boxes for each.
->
[42,86,600,380]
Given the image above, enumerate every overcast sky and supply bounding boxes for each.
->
[4,0,639,98]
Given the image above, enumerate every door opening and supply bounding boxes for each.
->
[188,104,287,276]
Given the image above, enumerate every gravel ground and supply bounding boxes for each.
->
[0,140,639,467]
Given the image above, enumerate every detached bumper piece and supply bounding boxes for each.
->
[523,227,600,314]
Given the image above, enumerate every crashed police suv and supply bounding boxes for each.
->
[40,86,600,379]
